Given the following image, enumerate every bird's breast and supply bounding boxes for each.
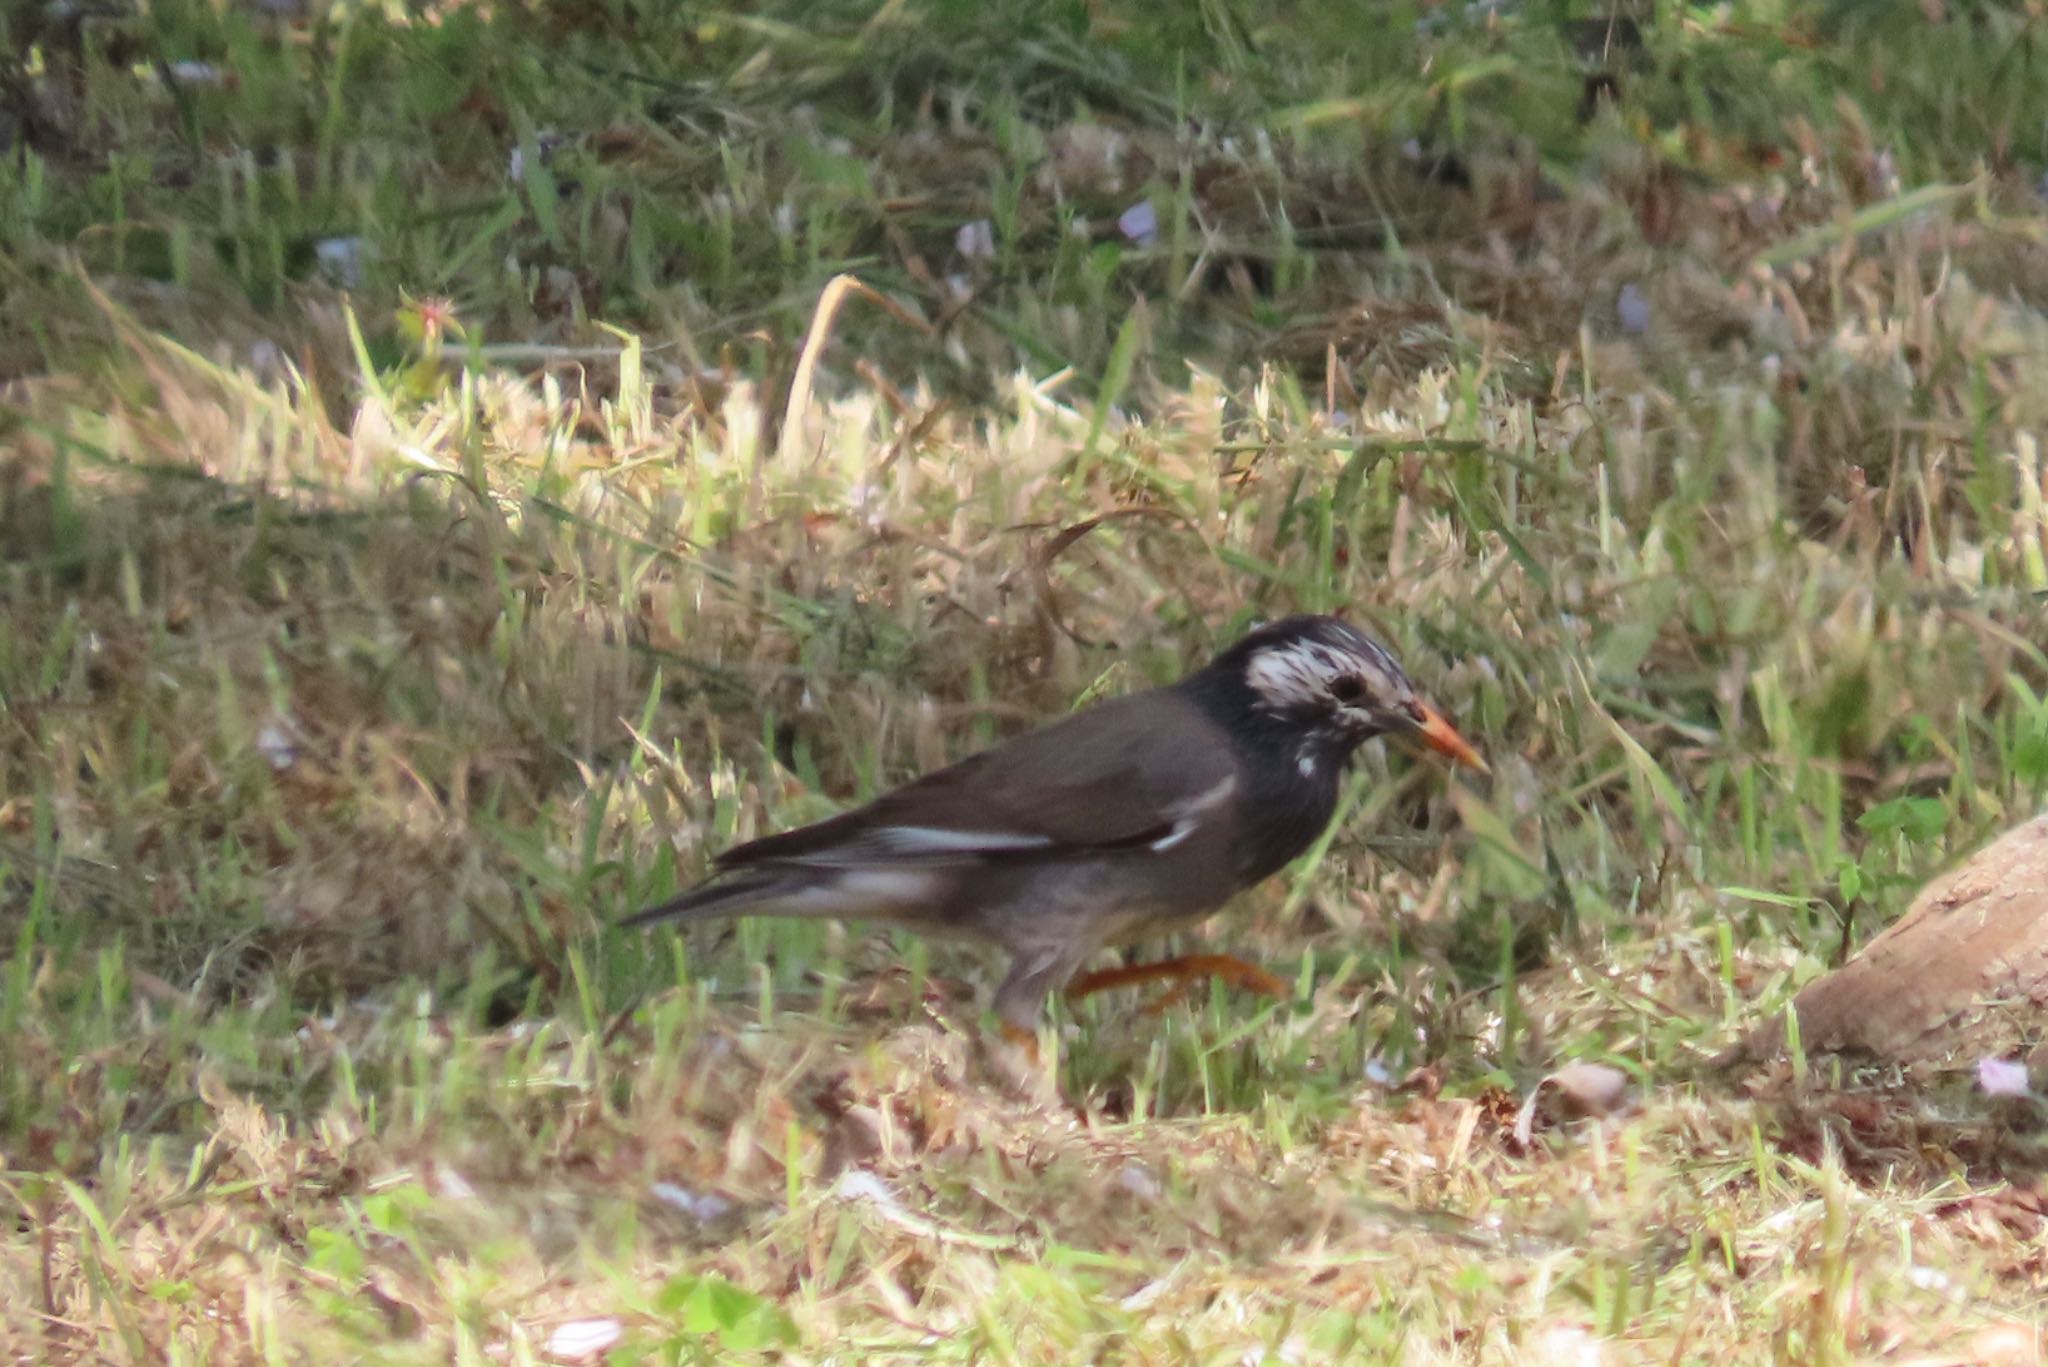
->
[1230,752,1344,886]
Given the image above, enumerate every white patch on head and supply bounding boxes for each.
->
[1244,638,1397,715]
[1297,748,1317,778]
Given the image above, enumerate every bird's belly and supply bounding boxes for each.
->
[946,855,1234,953]
[1098,899,1223,947]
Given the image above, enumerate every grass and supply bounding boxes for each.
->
[4,0,2048,1360]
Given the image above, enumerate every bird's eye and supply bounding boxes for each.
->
[1329,675,1367,706]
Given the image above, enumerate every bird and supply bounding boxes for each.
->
[623,615,1487,1047]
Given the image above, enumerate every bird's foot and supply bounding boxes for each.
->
[987,1021,1068,1106]
[1064,954,1291,1015]
[998,1020,1041,1065]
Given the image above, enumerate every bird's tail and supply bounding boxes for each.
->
[619,863,936,931]
[617,870,799,930]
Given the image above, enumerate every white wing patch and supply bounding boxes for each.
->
[1173,774,1239,817]
[810,776,1238,862]
[1150,774,1238,852]
[776,825,1056,868]
[863,826,1055,855]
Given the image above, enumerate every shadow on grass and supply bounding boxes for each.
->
[0,443,715,1004]
[0,437,1301,1100]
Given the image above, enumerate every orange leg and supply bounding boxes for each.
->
[1063,954,1291,1014]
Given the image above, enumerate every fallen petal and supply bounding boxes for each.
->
[1616,282,1651,335]
[650,1181,734,1222]
[545,1318,622,1362]
[1118,199,1158,247]
[314,237,367,289]
[1977,1055,2031,1098]
[955,219,996,261]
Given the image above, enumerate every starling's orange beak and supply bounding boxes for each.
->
[1409,702,1490,775]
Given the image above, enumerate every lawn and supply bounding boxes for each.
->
[4,0,2048,1361]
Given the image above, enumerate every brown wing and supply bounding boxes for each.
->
[715,690,1239,870]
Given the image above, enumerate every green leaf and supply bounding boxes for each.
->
[1836,860,1864,904]
[1855,796,1947,842]
[657,1274,797,1351]
[2016,729,2048,787]
[360,1184,431,1237]
[306,1226,366,1283]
